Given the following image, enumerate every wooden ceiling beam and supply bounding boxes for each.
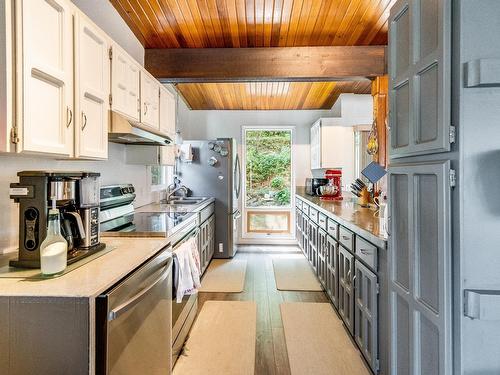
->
[145,46,387,83]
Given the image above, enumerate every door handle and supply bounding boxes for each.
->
[144,103,148,116]
[108,259,172,321]
[66,107,73,128]
[81,112,87,130]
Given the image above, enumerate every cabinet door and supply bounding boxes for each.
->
[338,246,355,335]
[18,0,74,156]
[310,120,320,169]
[388,161,452,375]
[302,215,309,257]
[295,208,302,249]
[208,214,215,261]
[74,13,109,159]
[317,229,328,287]
[388,0,451,158]
[140,71,159,130]
[308,221,318,271]
[326,235,339,308]
[354,260,379,372]
[111,44,140,121]
[159,86,176,138]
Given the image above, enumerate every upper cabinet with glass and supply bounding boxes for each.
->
[388,0,452,158]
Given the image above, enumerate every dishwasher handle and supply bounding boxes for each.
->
[108,257,172,321]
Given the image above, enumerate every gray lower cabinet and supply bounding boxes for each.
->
[326,234,339,308]
[354,260,379,373]
[317,229,328,287]
[338,245,355,335]
[308,220,318,271]
[198,214,215,274]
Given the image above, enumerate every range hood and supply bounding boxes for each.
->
[108,111,173,146]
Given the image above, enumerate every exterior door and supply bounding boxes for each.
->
[338,245,355,334]
[18,0,74,156]
[74,13,109,159]
[354,260,379,373]
[388,0,451,158]
[326,235,339,308]
[388,161,452,375]
[111,44,140,121]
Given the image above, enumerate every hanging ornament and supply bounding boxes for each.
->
[367,120,379,156]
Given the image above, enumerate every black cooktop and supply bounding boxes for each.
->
[107,211,195,235]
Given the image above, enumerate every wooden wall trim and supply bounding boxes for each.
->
[145,46,387,83]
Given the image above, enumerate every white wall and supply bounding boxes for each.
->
[178,99,345,186]
[0,1,147,253]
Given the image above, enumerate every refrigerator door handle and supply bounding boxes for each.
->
[234,153,242,199]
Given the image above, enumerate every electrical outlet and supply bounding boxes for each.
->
[218,243,223,253]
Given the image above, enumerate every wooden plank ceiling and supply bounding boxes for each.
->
[111,0,395,109]
[177,81,371,110]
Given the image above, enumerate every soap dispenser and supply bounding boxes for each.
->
[39,197,68,275]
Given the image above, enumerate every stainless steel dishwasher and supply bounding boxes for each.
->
[95,247,173,374]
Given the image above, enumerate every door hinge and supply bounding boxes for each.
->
[109,94,112,106]
[449,169,457,188]
[10,126,19,144]
[449,125,456,144]
[108,47,113,60]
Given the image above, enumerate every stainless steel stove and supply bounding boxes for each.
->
[100,184,195,237]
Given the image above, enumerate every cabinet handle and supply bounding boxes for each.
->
[144,103,148,116]
[81,112,87,130]
[137,98,140,113]
[342,235,350,241]
[360,248,372,255]
[66,107,73,128]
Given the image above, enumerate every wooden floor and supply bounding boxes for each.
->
[196,245,330,375]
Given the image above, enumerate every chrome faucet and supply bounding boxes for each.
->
[165,184,188,202]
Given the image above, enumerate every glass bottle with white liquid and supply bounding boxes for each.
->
[40,198,68,275]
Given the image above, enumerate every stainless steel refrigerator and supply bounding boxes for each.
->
[176,138,241,258]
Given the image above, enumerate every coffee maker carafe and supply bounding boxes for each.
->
[9,171,105,268]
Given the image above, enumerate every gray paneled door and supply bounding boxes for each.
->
[326,235,339,308]
[338,246,355,335]
[388,161,452,375]
[354,260,379,373]
[388,0,451,158]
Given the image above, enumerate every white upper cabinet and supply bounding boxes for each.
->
[159,85,176,139]
[111,43,140,121]
[74,12,110,160]
[140,70,160,130]
[310,118,355,186]
[17,0,74,156]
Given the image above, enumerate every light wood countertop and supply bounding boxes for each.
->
[0,237,170,298]
[296,187,388,248]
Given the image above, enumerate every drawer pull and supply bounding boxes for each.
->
[360,248,372,255]
[342,235,350,241]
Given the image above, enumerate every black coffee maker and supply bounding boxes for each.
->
[9,171,105,268]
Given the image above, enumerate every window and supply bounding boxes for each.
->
[242,127,295,238]
[150,166,173,191]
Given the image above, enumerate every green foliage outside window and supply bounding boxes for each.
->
[246,130,292,207]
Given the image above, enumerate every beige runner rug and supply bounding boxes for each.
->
[281,302,370,375]
[272,258,323,291]
[173,301,257,375]
[198,259,247,292]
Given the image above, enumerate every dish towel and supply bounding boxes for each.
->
[178,143,193,163]
[173,237,201,303]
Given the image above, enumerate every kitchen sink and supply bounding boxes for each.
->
[169,200,201,205]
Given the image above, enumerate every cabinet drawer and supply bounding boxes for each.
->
[339,226,354,252]
[355,237,378,272]
[296,199,303,210]
[302,203,309,216]
[318,213,327,231]
[327,218,339,239]
[308,206,319,222]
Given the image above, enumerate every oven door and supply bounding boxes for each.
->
[96,248,173,374]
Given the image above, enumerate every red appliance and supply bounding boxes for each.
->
[320,169,343,200]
